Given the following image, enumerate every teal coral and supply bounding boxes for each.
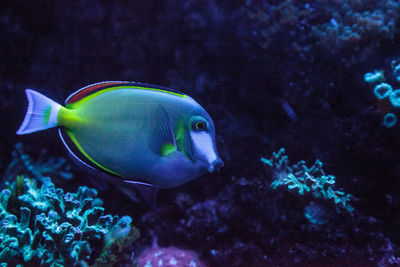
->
[261,148,353,214]
[364,70,385,84]
[364,58,400,128]
[389,89,400,108]
[2,143,73,185]
[304,201,332,225]
[383,113,397,128]
[373,83,392,99]
[0,176,139,266]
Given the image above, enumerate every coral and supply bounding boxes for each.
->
[136,246,205,267]
[389,89,400,108]
[383,113,397,128]
[304,201,332,225]
[248,0,400,53]
[365,58,400,127]
[311,0,400,52]
[136,168,400,266]
[2,0,400,265]
[247,0,313,50]
[0,175,139,266]
[373,83,392,99]
[261,148,353,213]
[364,70,385,84]
[2,143,73,185]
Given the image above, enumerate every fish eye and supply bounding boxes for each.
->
[194,121,207,131]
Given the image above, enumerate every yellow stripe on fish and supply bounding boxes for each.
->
[17,81,223,189]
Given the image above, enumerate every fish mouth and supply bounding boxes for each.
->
[208,158,224,173]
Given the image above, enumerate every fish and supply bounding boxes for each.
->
[16,81,224,189]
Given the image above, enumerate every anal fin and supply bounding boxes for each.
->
[122,180,158,207]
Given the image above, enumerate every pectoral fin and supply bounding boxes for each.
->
[150,104,177,156]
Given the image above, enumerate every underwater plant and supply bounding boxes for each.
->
[261,148,353,214]
[0,175,139,266]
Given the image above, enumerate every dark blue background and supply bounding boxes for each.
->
[1,0,400,265]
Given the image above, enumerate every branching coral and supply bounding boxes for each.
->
[0,175,139,266]
[2,143,73,185]
[261,148,353,214]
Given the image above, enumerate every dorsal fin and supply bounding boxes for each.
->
[65,81,130,105]
[65,81,187,106]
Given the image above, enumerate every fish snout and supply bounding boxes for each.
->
[208,158,224,173]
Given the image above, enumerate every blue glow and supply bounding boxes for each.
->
[374,83,392,99]
[383,113,397,128]
[389,89,400,107]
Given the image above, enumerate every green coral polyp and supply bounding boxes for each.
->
[0,176,139,266]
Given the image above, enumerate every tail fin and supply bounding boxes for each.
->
[17,89,61,135]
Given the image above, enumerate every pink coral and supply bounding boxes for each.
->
[137,247,206,267]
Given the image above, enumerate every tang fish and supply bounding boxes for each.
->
[17,81,223,189]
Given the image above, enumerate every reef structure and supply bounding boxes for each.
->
[0,175,139,266]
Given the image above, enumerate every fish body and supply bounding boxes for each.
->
[17,81,223,188]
